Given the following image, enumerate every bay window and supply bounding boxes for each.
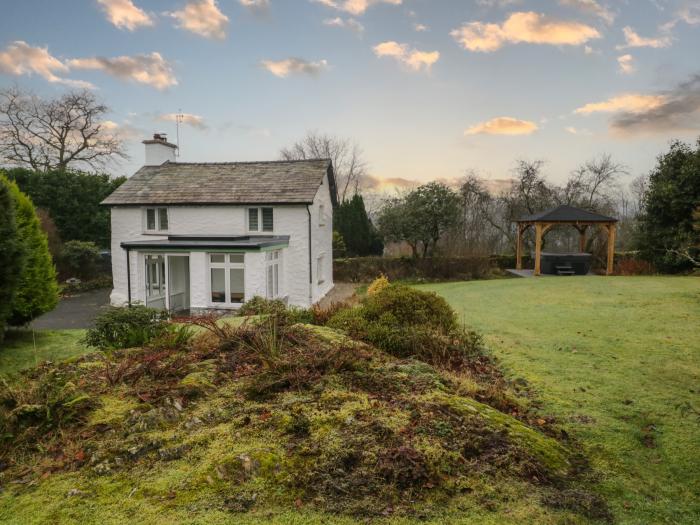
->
[266,250,280,299]
[209,253,245,304]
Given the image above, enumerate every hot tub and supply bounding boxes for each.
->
[539,252,592,275]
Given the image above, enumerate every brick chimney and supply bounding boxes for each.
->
[143,133,177,166]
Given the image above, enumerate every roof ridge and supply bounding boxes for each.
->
[163,158,331,166]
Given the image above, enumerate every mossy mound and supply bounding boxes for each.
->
[0,315,609,523]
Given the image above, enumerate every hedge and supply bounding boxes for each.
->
[333,256,493,282]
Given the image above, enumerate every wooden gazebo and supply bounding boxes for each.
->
[515,205,618,276]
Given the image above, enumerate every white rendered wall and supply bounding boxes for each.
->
[109,196,333,309]
[144,143,176,166]
[309,171,335,303]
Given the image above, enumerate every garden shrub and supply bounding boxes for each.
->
[0,365,94,446]
[3,176,58,326]
[60,240,102,280]
[615,254,656,275]
[367,274,390,296]
[0,179,25,343]
[238,296,314,325]
[84,305,170,351]
[363,284,456,332]
[326,284,483,370]
[238,296,288,317]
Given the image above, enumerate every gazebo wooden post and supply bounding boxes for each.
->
[534,223,543,276]
[606,222,616,276]
[577,225,588,253]
[516,223,524,270]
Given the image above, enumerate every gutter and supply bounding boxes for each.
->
[307,205,313,305]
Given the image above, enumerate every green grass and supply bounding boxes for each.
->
[0,329,89,377]
[419,276,700,524]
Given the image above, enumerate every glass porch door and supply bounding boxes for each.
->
[145,255,166,309]
[145,254,191,311]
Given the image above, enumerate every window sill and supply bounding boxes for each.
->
[208,303,244,309]
[142,231,169,236]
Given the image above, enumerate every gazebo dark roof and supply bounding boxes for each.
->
[517,204,617,223]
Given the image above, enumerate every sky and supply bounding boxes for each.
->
[1,0,699,191]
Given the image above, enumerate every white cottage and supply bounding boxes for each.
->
[102,135,336,311]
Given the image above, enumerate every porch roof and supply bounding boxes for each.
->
[120,234,290,251]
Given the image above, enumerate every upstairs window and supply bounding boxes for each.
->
[145,208,168,232]
[318,204,326,226]
[248,207,273,233]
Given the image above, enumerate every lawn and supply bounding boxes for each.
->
[0,329,89,377]
[420,276,700,524]
[1,278,698,524]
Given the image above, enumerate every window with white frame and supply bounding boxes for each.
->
[318,204,325,226]
[145,207,169,232]
[209,253,245,304]
[266,250,281,299]
[317,254,325,285]
[248,207,274,233]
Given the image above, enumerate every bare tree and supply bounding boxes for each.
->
[577,154,627,209]
[0,87,127,171]
[280,131,367,202]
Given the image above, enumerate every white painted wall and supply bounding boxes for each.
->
[309,171,335,302]
[144,142,177,166]
[109,172,334,310]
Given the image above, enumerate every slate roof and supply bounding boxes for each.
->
[102,159,336,206]
[517,204,617,223]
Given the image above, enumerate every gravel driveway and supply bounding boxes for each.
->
[31,288,111,330]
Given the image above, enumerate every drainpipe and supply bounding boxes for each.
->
[306,205,313,306]
[125,247,132,307]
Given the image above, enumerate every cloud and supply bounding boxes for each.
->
[0,41,93,88]
[168,0,228,39]
[450,11,601,52]
[101,120,143,140]
[373,41,439,72]
[414,23,429,32]
[617,26,671,49]
[475,0,523,7]
[464,117,538,136]
[96,0,154,31]
[68,52,177,90]
[312,0,402,16]
[660,3,700,31]
[609,74,700,134]
[575,93,667,115]
[558,0,615,24]
[260,58,329,77]
[158,112,207,130]
[617,54,635,74]
[323,17,365,34]
[565,126,593,135]
[239,0,270,15]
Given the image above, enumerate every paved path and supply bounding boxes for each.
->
[31,288,111,330]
